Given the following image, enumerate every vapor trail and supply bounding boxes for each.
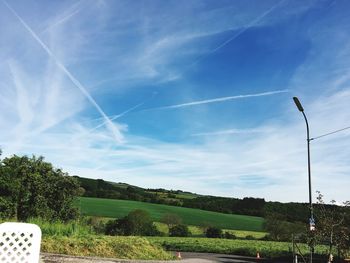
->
[88,101,145,134]
[3,0,124,143]
[192,128,270,137]
[152,90,289,110]
[210,0,286,54]
[190,0,286,67]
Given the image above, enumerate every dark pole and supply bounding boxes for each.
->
[293,97,314,263]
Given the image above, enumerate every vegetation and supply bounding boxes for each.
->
[313,191,350,259]
[161,213,182,228]
[206,226,223,238]
[169,224,190,237]
[264,213,305,241]
[79,197,265,231]
[1,151,348,260]
[0,154,81,221]
[42,236,173,260]
[147,237,328,258]
[105,209,160,236]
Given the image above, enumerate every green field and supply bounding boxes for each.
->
[147,237,328,258]
[78,197,264,231]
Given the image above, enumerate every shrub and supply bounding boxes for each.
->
[105,209,160,236]
[0,155,81,221]
[169,224,190,237]
[224,231,236,239]
[206,226,222,238]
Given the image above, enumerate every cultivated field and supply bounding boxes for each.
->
[78,197,264,231]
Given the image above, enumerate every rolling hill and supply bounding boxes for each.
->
[78,197,265,231]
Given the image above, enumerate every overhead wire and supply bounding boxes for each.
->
[311,126,350,141]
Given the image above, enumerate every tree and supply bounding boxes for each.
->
[206,226,222,238]
[314,191,350,259]
[105,209,160,236]
[264,213,305,241]
[161,213,182,229]
[0,154,81,221]
[169,224,190,237]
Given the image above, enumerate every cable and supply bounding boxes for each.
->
[311,126,350,141]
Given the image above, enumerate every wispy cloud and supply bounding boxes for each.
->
[40,0,83,34]
[1,0,349,203]
[151,90,289,110]
[192,128,272,137]
[3,0,124,143]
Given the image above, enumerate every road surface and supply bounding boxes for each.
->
[40,252,269,263]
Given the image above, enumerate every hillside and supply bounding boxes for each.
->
[78,197,265,231]
[75,176,310,223]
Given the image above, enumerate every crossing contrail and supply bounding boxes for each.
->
[151,90,289,110]
[2,0,124,143]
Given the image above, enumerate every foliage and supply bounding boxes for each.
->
[223,231,237,239]
[28,218,93,237]
[0,154,81,221]
[160,213,182,228]
[206,226,223,238]
[85,216,107,234]
[42,236,173,260]
[264,213,305,241]
[169,224,190,237]
[105,209,160,236]
[314,191,350,258]
[79,197,265,231]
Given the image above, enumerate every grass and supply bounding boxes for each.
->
[153,222,267,238]
[78,197,264,231]
[42,236,173,260]
[28,218,93,237]
[147,237,328,258]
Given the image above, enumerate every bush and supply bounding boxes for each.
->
[105,209,160,236]
[0,155,81,221]
[206,227,222,238]
[169,224,190,237]
[224,231,236,239]
[86,216,106,234]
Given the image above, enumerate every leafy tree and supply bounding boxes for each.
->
[105,209,160,236]
[264,213,305,241]
[0,154,80,221]
[314,191,350,259]
[161,213,182,229]
[206,226,222,238]
[169,224,190,237]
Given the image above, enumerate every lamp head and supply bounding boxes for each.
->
[293,97,304,112]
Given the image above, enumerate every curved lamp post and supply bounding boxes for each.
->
[293,97,315,263]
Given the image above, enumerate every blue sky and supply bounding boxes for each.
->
[1,0,350,202]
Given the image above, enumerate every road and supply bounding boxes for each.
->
[41,252,272,263]
[178,252,264,262]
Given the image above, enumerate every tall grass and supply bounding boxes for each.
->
[28,218,93,237]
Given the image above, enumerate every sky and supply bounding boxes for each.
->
[0,0,349,203]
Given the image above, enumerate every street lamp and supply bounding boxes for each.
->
[293,97,315,263]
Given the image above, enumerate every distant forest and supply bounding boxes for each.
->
[75,176,311,223]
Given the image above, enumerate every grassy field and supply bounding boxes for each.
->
[153,222,267,238]
[147,237,328,258]
[78,197,264,231]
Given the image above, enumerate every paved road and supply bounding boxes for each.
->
[40,252,265,263]
[179,252,262,263]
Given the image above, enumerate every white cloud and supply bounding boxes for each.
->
[0,0,349,204]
